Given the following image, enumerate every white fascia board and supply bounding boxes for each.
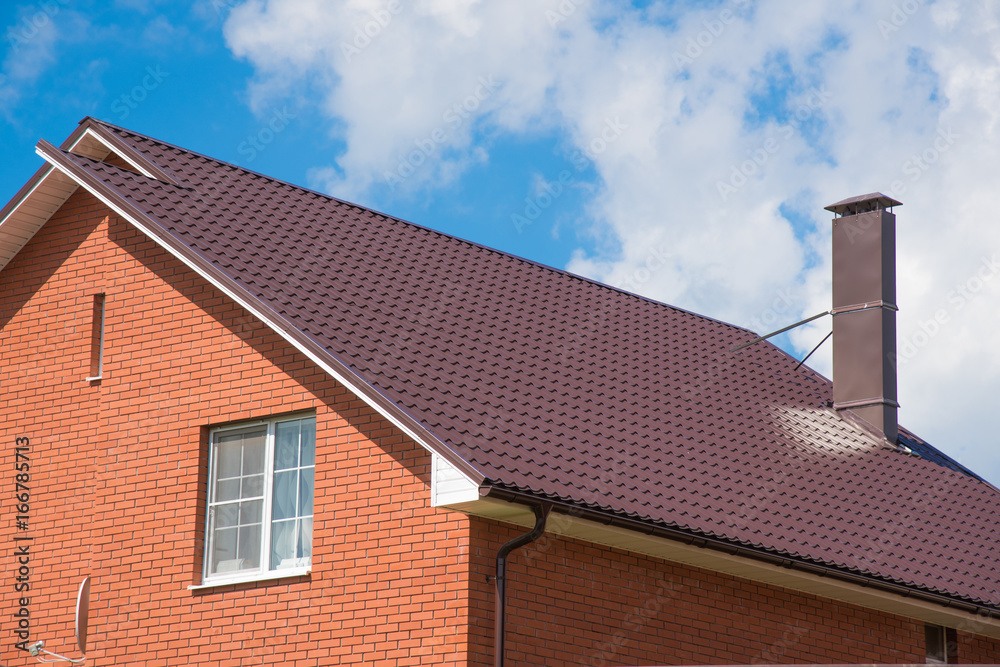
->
[35,149,481,485]
[431,452,480,507]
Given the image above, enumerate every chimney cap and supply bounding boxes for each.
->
[825,192,902,217]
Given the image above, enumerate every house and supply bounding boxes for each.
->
[1,117,998,666]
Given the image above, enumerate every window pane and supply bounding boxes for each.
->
[271,518,297,567]
[299,467,314,517]
[216,439,242,479]
[211,526,237,573]
[301,419,315,467]
[215,503,238,528]
[274,420,301,470]
[297,517,313,560]
[216,478,240,502]
[239,499,262,525]
[242,473,264,498]
[272,470,298,521]
[242,436,266,474]
[926,624,946,663]
[237,524,261,567]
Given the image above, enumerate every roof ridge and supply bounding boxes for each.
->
[84,117,764,340]
[72,117,182,186]
[55,143,178,187]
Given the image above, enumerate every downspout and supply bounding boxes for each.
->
[494,502,551,667]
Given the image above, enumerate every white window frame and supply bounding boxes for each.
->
[199,413,315,587]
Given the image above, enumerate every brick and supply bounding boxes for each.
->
[0,190,473,666]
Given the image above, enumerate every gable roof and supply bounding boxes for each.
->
[5,118,1000,617]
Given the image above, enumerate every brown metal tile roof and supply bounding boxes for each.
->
[36,118,1000,611]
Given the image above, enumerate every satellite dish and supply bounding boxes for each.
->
[75,576,90,654]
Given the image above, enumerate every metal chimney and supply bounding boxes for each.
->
[825,193,902,443]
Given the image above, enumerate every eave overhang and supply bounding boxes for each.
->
[447,485,1000,639]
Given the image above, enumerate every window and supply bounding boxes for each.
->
[204,415,315,583]
[925,623,948,664]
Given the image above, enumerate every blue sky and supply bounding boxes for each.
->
[0,0,597,273]
[3,0,1000,487]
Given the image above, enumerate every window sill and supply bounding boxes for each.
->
[188,567,310,590]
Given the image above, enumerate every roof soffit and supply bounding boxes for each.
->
[0,118,180,275]
[0,164,80,275]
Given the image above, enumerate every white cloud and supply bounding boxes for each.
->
[0,3,101,121]
[141,15,190,44]
[224,0,577,198]
[223,0,1000,485]
[1,4,62,116]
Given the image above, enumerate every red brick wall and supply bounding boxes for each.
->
[957,629,1000,663]
[469,517,1000,666]
[0,191,472,666]
[2,189,999,666]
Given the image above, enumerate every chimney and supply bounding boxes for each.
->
[824,193,902,443]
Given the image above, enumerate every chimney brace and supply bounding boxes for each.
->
[732,302,895,355]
